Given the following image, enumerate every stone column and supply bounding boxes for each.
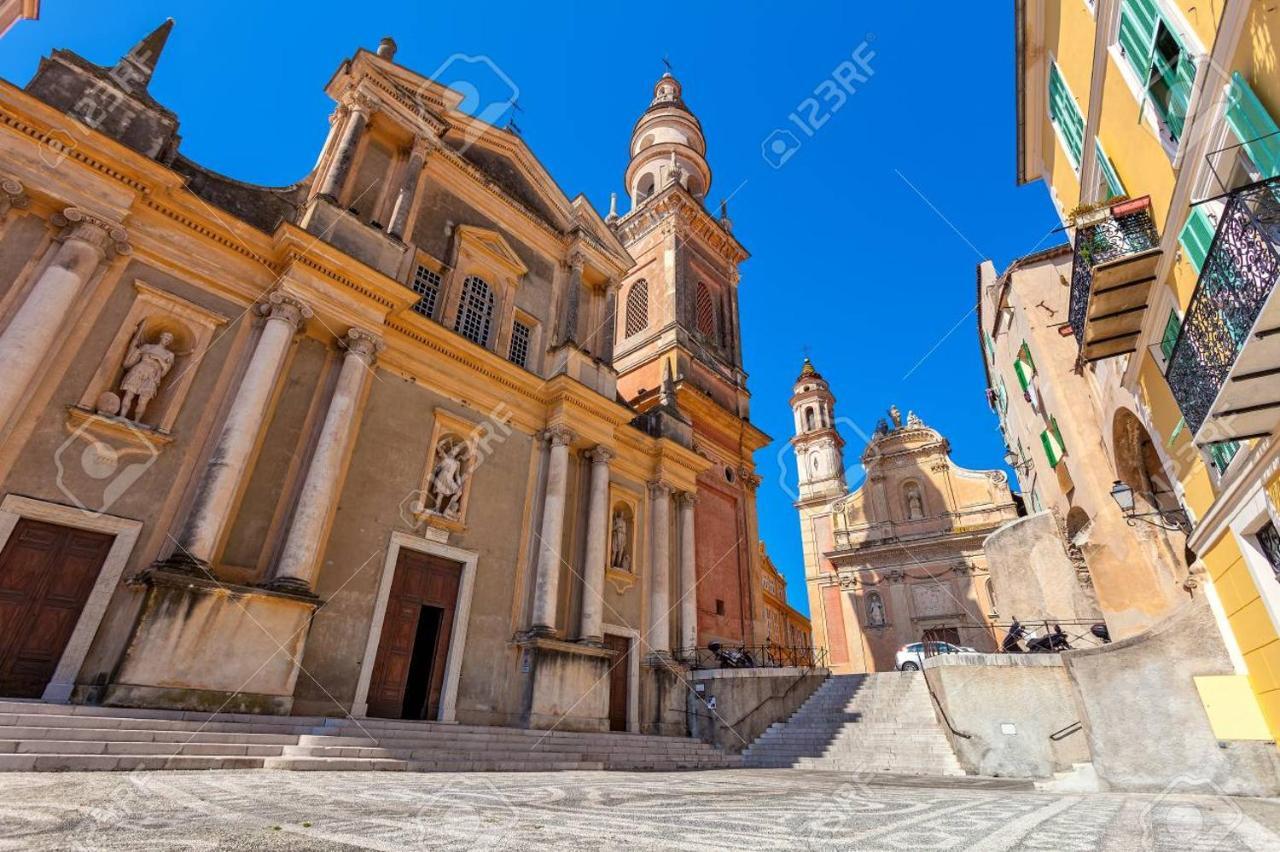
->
[386,134,436,240]
[647,480,673,657]
[599,282,618,362]
[315,93,375,202]
[557,253,584,346]
[0,209,128,425]
[530,426,575,634]
[578,445,613,645]
[678,492,698,656]
[168,291,311,570]
[265,328,383,594]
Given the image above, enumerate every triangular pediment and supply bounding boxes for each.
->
[455,225,528,277]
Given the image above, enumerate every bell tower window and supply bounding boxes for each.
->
[625,279,649,338]
[696,281,716,338]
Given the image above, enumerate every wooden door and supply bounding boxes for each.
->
[0,519,113,698]
[366,550,461,720]
[603,633,630,732]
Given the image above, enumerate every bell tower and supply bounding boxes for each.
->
[791,359,847,501]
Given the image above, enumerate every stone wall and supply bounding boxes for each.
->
[984,511,1101,624]
[923,653,1089,778]
[687,667,829,754]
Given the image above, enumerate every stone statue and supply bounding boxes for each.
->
[428,441,468,517]
[906,485,925,520]
[611,510,630,570]
[867,594,886,627]
[888,404,902,429]
[118,324,176,423]
[907,410,923,428]
[873,418,889,437]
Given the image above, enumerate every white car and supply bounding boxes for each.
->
[896,641,976,671]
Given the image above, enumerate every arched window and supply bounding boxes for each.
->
[625,279,649,338]
[635,173,655,204]
[804,407,816,431]
[454,276,495,347]
[696,281,716,337]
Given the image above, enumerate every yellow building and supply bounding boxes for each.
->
[1015,0,1280,742]
[757,541,813,658]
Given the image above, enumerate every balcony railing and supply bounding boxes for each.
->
[1166,176,1280,440]
[1067,197,1163,361]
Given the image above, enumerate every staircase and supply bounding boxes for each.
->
[0,700,740,772]
[742,672,965,776]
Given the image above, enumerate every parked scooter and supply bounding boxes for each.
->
[1000,620,1028,653]
[1027,624,1071,653]
[708,642,756,669]
[1090,623,1111,644]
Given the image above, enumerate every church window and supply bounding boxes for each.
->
[625,279,649,337]
[636,173,655,203]
[409,264,442,319]
[696,282,716,337]
[455,276,495,347]
[508,320,531,369]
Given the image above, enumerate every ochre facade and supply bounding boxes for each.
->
[0,24,802,735]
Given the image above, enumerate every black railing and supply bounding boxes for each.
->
[1166,176,1280,435]
[1067,197,1160,347]
[678,644,827,671]
[919,620,1108,658]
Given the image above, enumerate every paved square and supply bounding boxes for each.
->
[0,769,1278,850]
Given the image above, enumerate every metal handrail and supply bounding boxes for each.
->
[677,644,827,671]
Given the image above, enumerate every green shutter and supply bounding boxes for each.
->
[1040,422,1065,468]
[1160,310,1181,360]
[984,331,996,363]
[1117,0,1160,80]
[1014,344,1036,391]
[1096,140,1125,198]
[1209,440,1240,473]
[997,377,1009,413]
[1178,205,1216,273]
[1226,72,1280,179]
[1049,62,1086,167]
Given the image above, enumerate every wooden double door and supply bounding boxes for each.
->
[367,549,462,720]
[0,519,113,698]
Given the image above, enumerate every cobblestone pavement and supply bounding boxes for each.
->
[0,769,1278,851]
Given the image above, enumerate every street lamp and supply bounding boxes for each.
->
[1003,448,1034,475]
[1109,480,1190,532]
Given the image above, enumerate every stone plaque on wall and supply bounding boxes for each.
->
[911,582,956,618]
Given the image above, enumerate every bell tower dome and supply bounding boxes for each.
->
[791,359,848,501]
[624,72,712,209]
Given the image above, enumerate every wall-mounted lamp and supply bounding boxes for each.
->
[1003,449,1034,475]
[1109,480,1191,533]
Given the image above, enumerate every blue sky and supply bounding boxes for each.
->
[1,2,1063,617]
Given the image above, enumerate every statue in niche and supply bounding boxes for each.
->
[867,593,886,627]
[427,440,469,518]
[117,323,176,423]
[905,483,925,520]
[907,410,923,428]
[611,510,631,571]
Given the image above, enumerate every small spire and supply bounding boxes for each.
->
[659,359,677,407]
[606,192,619,223]
[718,198,733,232]
[111,19,174,92]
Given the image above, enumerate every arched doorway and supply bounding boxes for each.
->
[1111,408,1189,590]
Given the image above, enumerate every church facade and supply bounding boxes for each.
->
[789,361,1019,673]
[0,23,793,735]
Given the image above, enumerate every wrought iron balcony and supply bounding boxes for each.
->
[1067,196,1163,361]
[1166,176,1280,442]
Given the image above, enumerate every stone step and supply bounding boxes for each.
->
[0,739,284,757]
[0,753,267,771]
[1,725,306,746]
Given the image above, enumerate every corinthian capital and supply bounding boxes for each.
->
[412,130,442,160]
[346,89,379,115]
[585,445,615,464]
[259,290,313,329]
[343,327,385,363]
[648,479,673,498]
[541,425,575,448]
[51,208,131,256]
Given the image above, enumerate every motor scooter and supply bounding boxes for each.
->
[1027,624,1071,653]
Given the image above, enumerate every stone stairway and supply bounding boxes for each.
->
[0,700,740,772]
[742,672,965,776]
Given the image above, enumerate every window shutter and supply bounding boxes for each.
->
[1117,0,1160,80]
[1160,310,1182,360]
[1178,206,1216,273]
[1158,50,1197,141]
[1096,141,1125,198]
[1049,62,1085,167]
[1040,425,1065,468]
[1014,358,1033,391]
[1226,72,1280,179]
[1209,440,1241,473]
[997,377,1009,413]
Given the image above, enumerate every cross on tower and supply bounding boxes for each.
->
[661,54,674,74]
